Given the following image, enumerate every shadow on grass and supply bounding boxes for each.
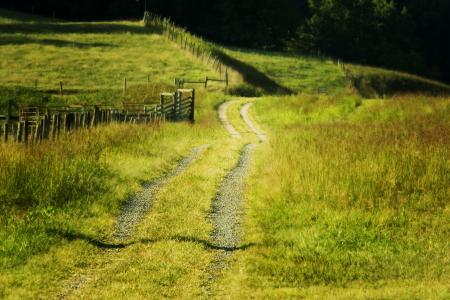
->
[0,22,162,35]
[46,229,129,249]
[212,48,292,95]
[0,36,116,48]
[48,229,256,252]
[140,235,256,252]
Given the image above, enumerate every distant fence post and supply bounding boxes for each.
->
[59,81,64,97]
[172,91,178,120]
[160,94,165,120]
[190,89,195,123]
[225,69,229,87]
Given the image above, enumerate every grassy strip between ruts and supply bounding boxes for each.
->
[218,94,450,299]
[0,91,227,299]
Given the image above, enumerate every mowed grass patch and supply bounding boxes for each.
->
[0,8,218,106]
[220,95,450,298]
[0,91,226,299]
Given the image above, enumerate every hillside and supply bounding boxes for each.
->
[0,8,219,109]
[219,46,450,97]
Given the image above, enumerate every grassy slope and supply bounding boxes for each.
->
[220,95,450,299]
[222,47,450,97]
[0,8,218,108]
[222,47,348,94]
[344,64,450,97]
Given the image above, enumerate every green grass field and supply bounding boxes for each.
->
[218,94,450,299]
[220,46,450,97]
[0,8,218,109]
[1,8,450,300]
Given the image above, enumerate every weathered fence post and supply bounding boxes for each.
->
[225,69,229,87]
[160,94,165,120]
[190,89,195,123]
[205,77,208,88]
[60,81,64,97]
[123,78,127,95]
[172,91,177,120]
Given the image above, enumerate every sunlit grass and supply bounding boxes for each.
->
[0,8,218,107]
[0,91,227,298]
[221,47,348,94]
[220,94,450,298]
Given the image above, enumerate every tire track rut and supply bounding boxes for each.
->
[219,101,242,139]
[240,102,268,143]
[203,99,266,296]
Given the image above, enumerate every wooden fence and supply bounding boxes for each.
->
[0,89,195,144]
[144,12,229,82]
[175,75,228,89]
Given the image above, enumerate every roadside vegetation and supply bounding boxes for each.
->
[220,94,450,298]
[0,90,226,298]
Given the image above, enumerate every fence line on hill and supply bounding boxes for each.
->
[0,88,195,144]
[144,12,229,85]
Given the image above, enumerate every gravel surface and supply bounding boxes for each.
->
[218,101,242,139]
[211,144,255,250]
[113,144,209,242]
[203,144,255,296]
[240,102,268,143]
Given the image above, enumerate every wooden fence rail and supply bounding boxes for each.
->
[175,74,228,89]
[0,89,195,144]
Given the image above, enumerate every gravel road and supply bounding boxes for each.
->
[211,144,255,250]
[203,143,255,296]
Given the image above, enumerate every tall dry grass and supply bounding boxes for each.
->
[240,95,450,291]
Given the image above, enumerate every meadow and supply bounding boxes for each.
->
[219,94,450,299]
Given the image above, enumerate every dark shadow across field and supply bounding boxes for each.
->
[0,22,162,35]
[47,228,256,252]
[212,49,292,95]
[0,36,116,48]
